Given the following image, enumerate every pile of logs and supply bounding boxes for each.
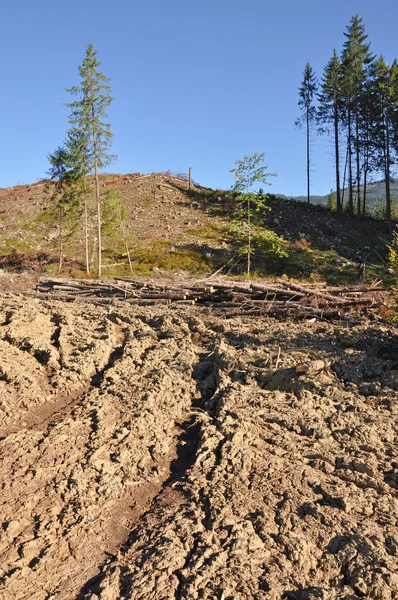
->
[32,277,386,321]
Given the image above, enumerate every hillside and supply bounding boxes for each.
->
[1,174,398,600]
[0,172,395,285]
[284,179,398,213]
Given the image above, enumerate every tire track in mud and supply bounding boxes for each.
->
[0,303,121,436]
[76,338,225,600]
[0,319,126,438]
[75,333,222,599]
[0,302,212,600]
[75,317,398,600]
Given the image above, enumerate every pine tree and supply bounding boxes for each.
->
[370,56,398,232]
[65,43,116,277]
[296,63,318,205]
[341,15,374,217]
[317,50,343,212]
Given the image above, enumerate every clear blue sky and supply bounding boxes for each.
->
[1,0,398,196]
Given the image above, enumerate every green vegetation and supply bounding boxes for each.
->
[61,43,116,276]
[47,146,83,273]
[230,153,286,275]
[299,15,398,229]
[2,24,398,286]
[296,63,318,205]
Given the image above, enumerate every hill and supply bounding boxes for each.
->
[0,172,395,285]
[281,179,398,213]
[1,177,398,599]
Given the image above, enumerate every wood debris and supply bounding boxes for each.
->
[30,276,387,323]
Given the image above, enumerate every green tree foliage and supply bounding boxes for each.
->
[341,15,374,217]
[369,56,398,232]
[387,230,398,272]
[296,63,318,205]
[314,14,398,231]
[47,146,82,273]
[230,153,286,275]
[327,189,337,211]
[65,43,116,276]
[317,50,343,212]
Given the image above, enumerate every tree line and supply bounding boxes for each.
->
[297,14,398,232]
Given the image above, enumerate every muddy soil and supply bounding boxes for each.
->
[0,293,397,599]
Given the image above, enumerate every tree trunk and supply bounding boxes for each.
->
[94,158,101,277]
[306,109,310,205]
[385,108,392,234]
[341,138,349,210]
[58,206,63,274]
[347,108,354,215]
[362,121,369,216]
[247,195,251,276]
[84,193,90,274]
[119,210,133,276]
[355,112,361,218]
[334,104,341,213]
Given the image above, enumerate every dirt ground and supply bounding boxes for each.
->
[0,290,397,599]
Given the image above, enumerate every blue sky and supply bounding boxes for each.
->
[1,0,398,196]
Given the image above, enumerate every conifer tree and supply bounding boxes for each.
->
[47,145,82,273]
[296,63,318,205]
[341,15,374,217]
[370,56,398,232]
[317,50,343,212]
[65,43,116,277]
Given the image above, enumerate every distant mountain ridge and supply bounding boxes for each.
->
[276,179,398,211]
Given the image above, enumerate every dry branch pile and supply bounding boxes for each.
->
[32,277,387,322]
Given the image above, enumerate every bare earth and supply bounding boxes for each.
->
[0,291,397,599]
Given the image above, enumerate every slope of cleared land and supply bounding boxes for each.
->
[0,291,397,599]
[0,172,394,284]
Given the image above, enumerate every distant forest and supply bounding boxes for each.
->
[297,15,398,232]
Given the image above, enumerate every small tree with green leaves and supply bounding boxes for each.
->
[65,43,116,277]
[327,189,337,211]
[47,145,82,273]
[230,153,285,275]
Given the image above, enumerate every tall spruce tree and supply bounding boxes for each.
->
[317,50,343,213]
[296,63,318,205]
[341,15,374,217]
[370,56,398,232]
[65,43,116,277]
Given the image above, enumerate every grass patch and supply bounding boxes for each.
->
[245,243,388,284]
[129,241,213,276]
[187,221,230,240]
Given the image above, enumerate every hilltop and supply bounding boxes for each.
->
[0,172,395,285]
